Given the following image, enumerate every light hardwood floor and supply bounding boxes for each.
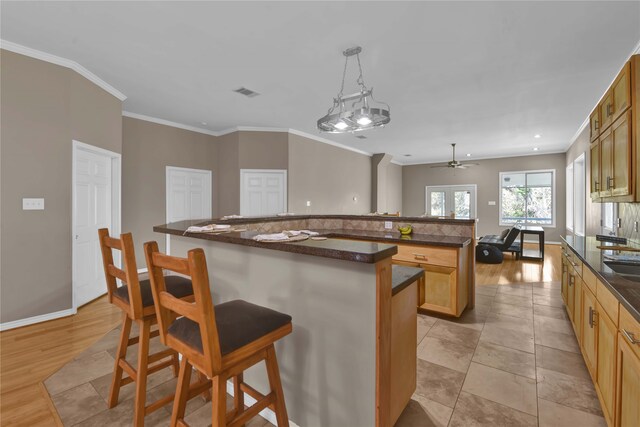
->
[0,244,562,426]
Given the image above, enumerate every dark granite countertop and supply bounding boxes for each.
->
[154,220,471,264]
[213,214,477,225]
[562,235,640,322]
[392,265,425,296]
[155,221,398,264]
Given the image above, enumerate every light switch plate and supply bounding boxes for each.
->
[306,201,311,207]
[384,221,393,230]
[488,201,496,206]
[23,198,44,210]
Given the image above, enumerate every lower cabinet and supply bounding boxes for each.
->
[596,302,618,426]
[616,333,640,427]
[567,271,576,322]
[421,264,457,316]
[582,285,598,378]
[573,277,583,342]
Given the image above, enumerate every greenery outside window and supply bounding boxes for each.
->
[499,170,555,227]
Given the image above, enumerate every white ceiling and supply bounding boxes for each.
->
[2,1,639,165]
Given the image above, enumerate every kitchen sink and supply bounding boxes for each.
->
[604,261,640,282]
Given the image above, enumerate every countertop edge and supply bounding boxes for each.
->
[561,236,640,323]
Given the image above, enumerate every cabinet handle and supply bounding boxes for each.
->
[594,181,599,191]
[595,120,599,130]
[569,275,574,286]
[413,253,428,261]
[622,329,640,345]
[609,177,615,189]
[606,176,611,190]
[589,307,597,328]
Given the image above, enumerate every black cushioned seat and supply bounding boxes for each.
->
[476,244,504,264]
[167,300,292,356]
[478,225,522,260]
[114,275,193,307]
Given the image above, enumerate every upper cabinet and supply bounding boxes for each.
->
[589,56,639,203]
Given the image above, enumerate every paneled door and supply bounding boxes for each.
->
[425,185,476,219]
[166,166,212,253]
[73,144,115,307]
[240,169,287,216]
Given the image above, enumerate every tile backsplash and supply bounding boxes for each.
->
[619,203,640,244]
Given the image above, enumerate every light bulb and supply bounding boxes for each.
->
[357,116,372,126]
[334,121,348,130]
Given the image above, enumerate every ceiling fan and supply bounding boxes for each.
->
[431,143,479,169]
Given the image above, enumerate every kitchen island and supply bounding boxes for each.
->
[154,214,474,426]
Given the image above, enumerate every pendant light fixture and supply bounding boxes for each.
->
[317,46,390,133]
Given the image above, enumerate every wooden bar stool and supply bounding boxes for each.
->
[98,229,200,426]
[143,241,293,427]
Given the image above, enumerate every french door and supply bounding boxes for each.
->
[425,185,476,219]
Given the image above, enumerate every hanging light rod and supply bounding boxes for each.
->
[317,46,390,134]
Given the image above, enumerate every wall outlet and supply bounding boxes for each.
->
[384,221,393,230]
[306,200,311,207]
[488,201,496,206]
[23,198,44,210]
[634,221,639,232]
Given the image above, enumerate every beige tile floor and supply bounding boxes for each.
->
[44,281,605,426]
[396,281,607,427]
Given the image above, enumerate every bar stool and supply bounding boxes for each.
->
[143,241,292,427]
[98,229,200,426]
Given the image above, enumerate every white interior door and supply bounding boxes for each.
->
[73,148,112,307]
[166,166,212,252]
[240,169,287,216]
[426,185,477,219]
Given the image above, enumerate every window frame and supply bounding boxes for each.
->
[498,169,556,228]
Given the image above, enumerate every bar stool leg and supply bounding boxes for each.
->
[133,318,151,427]
[171,352,180,377]
[108,313,133,408]
[265,345,289,427]
[233,373,244,423]
[171,356,193,427]
[211,374,228,427]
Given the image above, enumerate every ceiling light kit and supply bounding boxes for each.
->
[317,46,390,134]
[533,147,539,151]
[534,134,542,139]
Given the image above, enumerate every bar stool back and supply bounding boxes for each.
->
[143,242,293,427]
[98,229,195,426]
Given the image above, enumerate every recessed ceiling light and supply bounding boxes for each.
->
[466,153,471,157]
[200,122,207,126]
[534,134,542,139]
[533,147,539,151]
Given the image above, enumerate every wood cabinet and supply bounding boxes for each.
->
[561,255,569,304]
[573,276,583,342]
[596,302,618,426]
[615,307,640,427]
[591,140,602,199]
[588,56,639,202]
[567,271,577,322]
[611,112,632,197]
[582,285,598,379]
[590,108,601,142]
[391,243,469,317]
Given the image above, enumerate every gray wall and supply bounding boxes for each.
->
[402,153,567,242]
[121,117,218,264]
[288,133,371,214]
[216,132,240,216]
[387,162,403,214]
[238,131,288,170]
[1,50,122,323]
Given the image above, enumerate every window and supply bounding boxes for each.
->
[566,164,574,232]
[425,185,477,219]
[499,170,555,226]
[565,154,586,235]
[602,203,617,236]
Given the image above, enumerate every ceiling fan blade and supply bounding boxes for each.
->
[460,162,480,167]
[430,164,452,168]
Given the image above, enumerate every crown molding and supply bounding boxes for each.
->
[122,111,219,136]
[287,128,373,157]
[399,149,568,167]
[1,39,126,101]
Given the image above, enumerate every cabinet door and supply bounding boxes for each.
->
[590,141,601,198]
[573,277,583,344]
[421,264,457,316]
[582,286,598,378]
[599,127,613,198]
[612,61,631,121]
[596,303,617,426]
[567,272,576,322]
[611,111,632,197]
[616,333,640,427]
[600,90,614,131]
[561,257,569,304]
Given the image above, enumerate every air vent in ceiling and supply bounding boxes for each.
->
[355,135,367,139]
[233,87,260,98]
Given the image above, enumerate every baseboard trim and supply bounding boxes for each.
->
[0,308,77,331]
[226,380,300,427]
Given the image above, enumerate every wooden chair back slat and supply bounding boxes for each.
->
[98,228,145,319]
[144,241,223,376]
